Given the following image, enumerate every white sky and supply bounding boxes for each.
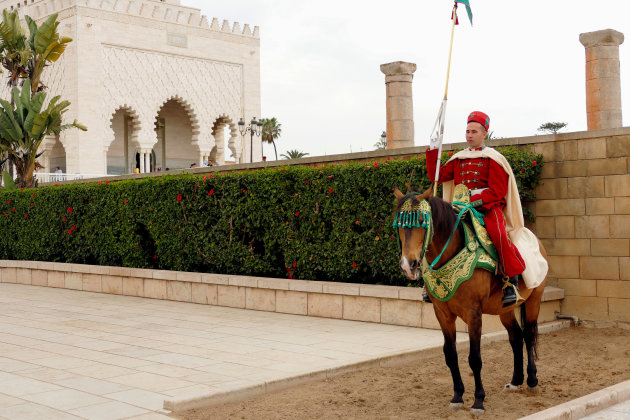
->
[186,0,629,158]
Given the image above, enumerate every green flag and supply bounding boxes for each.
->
[455,0,473,26]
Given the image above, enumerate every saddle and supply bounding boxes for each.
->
[422,185,498,302]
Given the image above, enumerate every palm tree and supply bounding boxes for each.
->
[280,149,309,160]
[261,117,281,160]
[0,79,86,188]
[0,12,83,188]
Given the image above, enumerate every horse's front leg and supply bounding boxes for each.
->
[468,311,486,415]
[436,309,465,410]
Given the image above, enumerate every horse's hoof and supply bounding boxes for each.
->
[504,383,520,392]
[526,385,541,395]
[470,408,485,416]
[449,402,464,411]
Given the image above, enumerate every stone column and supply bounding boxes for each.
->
[579,29,624,130]
[139,150,145,174]
[144,152,151,173]
[380,61,417,149]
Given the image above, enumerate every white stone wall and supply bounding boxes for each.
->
[1,0,262,174]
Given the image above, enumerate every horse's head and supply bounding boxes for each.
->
[393,187,433,280]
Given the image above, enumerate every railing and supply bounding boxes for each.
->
[34,173,109,183]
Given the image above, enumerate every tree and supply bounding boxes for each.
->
[373,131,386,150]
[537,122,567,135]
[0,79,86,188]
[261,117,281,160]
[0,11,83,188]
[281,149,309,159]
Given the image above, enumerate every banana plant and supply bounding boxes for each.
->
[24,13,72,94]
[0,79,86,188]
[0,10,31,88]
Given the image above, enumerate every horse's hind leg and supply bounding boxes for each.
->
[500,310,524,390]
[467,311,486,415]
[522,294,542,394]
[437,310,465,410]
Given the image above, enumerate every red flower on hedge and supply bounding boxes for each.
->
[355,220,360,224]
[105,180,110,184]
[352,261,357,269]
[31,193,35,198]
[62,217,66,222]
[67,229,72,234]
[67,207,73,213]
[532,161,537,166]
[203,176,207,182]
[71,226,77,230]
[30,203,34,207]
[11,208,15,212]
[123,199,127,204]
[295,211,300,216]
[292,261,297,268]
[176,195,182,202]
[24,214,28,218]
[328,188,333,194]
[521,168,525,173]
[208,189,214,195]
[6,200,10,204]
[98,182,101,185]
[242,189,247,193]
[373,161,378,167]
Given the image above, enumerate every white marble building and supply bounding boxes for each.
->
[1,0,261,175]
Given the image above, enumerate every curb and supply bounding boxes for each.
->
[519,379,630,420]
[164,320,571,412]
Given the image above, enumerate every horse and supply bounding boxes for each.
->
[393,187,547,416]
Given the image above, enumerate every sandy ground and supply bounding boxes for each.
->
[172,325,630,420]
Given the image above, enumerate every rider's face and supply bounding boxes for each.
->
[466,122,486,149]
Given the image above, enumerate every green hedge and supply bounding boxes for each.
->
[0,147,542,286]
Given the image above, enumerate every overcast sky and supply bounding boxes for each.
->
[186,0,628,158]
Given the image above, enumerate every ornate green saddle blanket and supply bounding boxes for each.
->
[422,185,499,302]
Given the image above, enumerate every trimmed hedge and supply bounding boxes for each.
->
[0,148,542,286]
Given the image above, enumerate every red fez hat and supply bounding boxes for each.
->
[467,111,490,131]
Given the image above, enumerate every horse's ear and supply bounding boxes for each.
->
[393,187,404,200]
[421,187,433,199]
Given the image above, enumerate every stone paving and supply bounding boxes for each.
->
[581,400,630,420]
[0,283,447,419]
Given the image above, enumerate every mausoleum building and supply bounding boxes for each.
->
[0,0,262,176]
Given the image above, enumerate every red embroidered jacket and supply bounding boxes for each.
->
[425,147,508,210]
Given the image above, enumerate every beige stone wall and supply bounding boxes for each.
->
[531,128,630,322]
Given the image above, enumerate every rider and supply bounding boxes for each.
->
[425,111,525,307]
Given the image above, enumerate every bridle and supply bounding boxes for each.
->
[392,195,433,265]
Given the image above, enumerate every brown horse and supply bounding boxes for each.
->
[394,187,547,416]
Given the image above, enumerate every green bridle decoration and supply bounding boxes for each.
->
[392,197,433,260]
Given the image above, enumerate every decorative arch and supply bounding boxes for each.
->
[211,114,239,164]
[105,105,142,175]
[155,95,201,146]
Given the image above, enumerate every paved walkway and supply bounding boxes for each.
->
[582,400,630,419]
[0,283,447,419]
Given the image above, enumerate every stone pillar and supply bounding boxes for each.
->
[579,29,624,130]
[144,152,151,173]
[139,150,145,173]
[380,61,417,149]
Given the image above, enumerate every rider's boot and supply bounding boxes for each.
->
[422,287,432,303]
[502,275,525,308]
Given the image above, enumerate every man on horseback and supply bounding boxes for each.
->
[425,111,525,307]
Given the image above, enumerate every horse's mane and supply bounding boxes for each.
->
[428,196,458,237]
[394,191,458,235]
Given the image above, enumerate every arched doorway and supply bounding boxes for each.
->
[48,136,66,174]
[154,98,199,170]
[211,115,238,165]
[107,107,140,175]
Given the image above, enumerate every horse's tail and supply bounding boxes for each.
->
[520,302,539,360]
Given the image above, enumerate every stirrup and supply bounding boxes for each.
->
[502,276,524,307]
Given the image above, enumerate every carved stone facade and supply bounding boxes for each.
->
[1,0,261,174]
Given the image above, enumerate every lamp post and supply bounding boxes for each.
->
[238,117,263,163]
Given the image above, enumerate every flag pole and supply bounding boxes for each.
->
[433,3,458,196]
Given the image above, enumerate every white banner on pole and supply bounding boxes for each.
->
[429,99,448,183]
